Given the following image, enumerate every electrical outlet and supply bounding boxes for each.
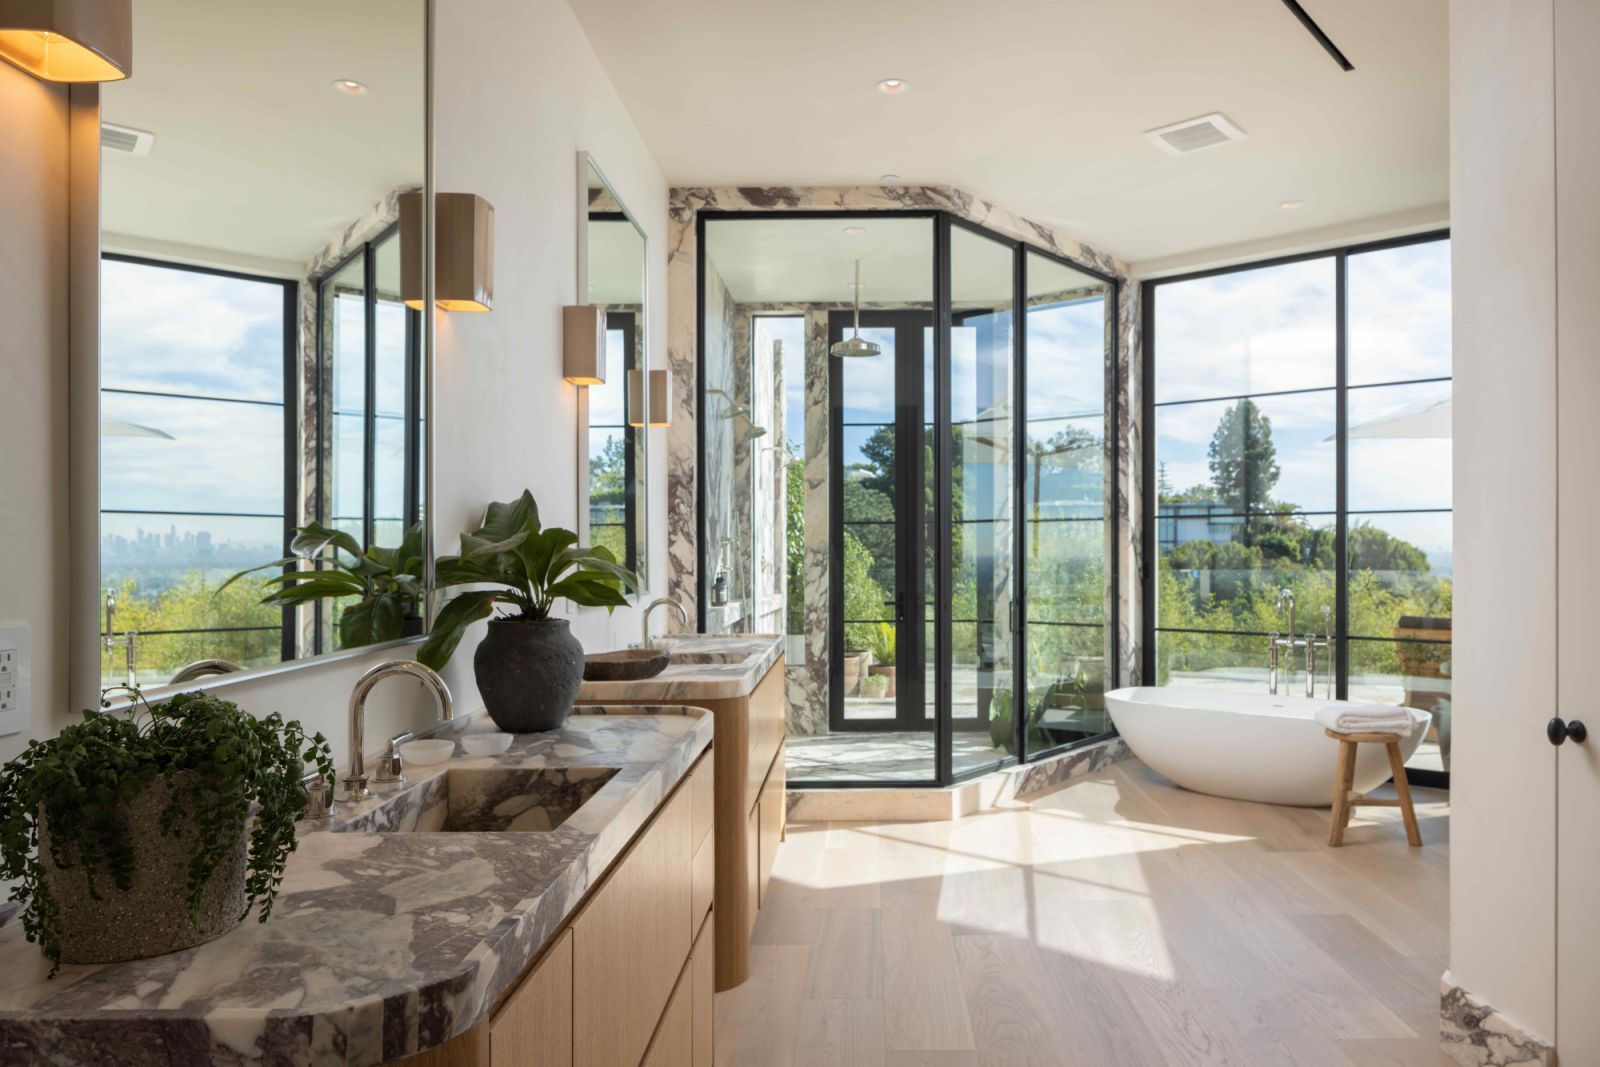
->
[0,624,29,737]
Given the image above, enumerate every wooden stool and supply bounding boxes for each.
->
[1325,729,1422,847]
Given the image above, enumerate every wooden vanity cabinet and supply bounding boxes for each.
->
[581,654,786,991]
[397,750,713,1067]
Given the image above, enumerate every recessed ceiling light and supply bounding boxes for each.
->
[876,78,908,95]
[847,281,866,289]
[1280,199,1307,210]
[844,226,866,236]
[332,79,369,96]
[880,173,900,183]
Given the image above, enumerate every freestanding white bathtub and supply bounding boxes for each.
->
[1105,687,1429,807]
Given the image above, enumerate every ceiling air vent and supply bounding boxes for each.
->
[101,122,154,156]
[1144,113,1247,156]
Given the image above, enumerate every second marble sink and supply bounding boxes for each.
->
[336,766,620,834]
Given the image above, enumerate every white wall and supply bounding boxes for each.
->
[429,0,669,715]
[0,0,669,772]
[1448,0,1558,1039]
[0,66,70,764]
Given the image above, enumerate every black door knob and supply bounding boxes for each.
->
[1548,717,1588,745]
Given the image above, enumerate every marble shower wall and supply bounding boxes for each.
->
[667,186,1142,737]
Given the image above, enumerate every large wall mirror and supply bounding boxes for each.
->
[577,153,649,589]
[81,0,429,705]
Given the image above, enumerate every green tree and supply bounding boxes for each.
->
[1208,398,1279,515]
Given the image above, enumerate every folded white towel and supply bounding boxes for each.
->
[1315,704,1417,736]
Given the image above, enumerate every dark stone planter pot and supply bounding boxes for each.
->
[39,774,247,965]
[474,617,586,732]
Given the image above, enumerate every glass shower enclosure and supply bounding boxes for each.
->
[698,211,1118,787]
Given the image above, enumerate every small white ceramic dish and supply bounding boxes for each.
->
[398,739,455,766]
[461,732,514,757]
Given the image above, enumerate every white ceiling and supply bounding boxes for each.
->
[568,0,1448,266]
[100,0,424,272]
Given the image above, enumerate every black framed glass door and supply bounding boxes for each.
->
[828,310,931,733]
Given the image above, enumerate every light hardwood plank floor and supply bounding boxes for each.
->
[715,758,1451,1067]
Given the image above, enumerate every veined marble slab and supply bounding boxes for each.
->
[575,633,783,703]
[0,707,714,1066]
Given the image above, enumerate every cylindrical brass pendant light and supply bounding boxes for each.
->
[0,0,132,83]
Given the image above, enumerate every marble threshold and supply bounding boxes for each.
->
[785,734,1132,822]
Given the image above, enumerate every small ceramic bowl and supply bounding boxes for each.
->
[460,732,513,758]
[398,739,455,766]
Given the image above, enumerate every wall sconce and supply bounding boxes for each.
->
[0,0,132,82]
[563,306,606,385]
[400,191,495,312]
[628,369,672,427]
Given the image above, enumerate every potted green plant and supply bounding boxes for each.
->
[0,688,332,975]
[418,491,637,732]
[220,521,426,649]
[868,621,897,697]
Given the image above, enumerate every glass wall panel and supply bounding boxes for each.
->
[1022,250,1114,752]
[1149,235,1453,780]
[371,231,409,548]
[949,224,1017,775]
[699,214,1115,787]
[1152,258,1336,404]
[703,215,936,783]
[325,255,367,544]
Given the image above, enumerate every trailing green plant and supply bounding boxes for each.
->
[418,491,638,671]
[219,521,426,650]
[0,688,332,976]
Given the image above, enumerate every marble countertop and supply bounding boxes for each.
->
[576,633,784,703]
[0,706,714,1066]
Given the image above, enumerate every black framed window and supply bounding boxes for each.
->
[587,311,639,570]
[1143,232,1452,786]
[98,254,297,683]
[314,224,423,652]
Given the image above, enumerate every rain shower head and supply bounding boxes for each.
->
[831,259,882,358]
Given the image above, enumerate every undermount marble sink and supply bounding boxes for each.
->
[336,766,620,834]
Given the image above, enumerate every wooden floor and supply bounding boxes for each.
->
[715,758,1451,1066]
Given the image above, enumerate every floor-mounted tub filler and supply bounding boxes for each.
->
[1105,687,1429,806]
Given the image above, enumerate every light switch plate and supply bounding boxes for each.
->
[0,623,30,737]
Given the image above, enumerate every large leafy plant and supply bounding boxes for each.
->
[418,491,637,670]
[0,689,332,975]
[221,521,425,649]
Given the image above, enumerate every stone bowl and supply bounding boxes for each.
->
[583,649,670,681]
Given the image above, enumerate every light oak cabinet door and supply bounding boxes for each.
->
[757,746,784,905]
[489,930,572,1067]
[572,782,692,1067]
[640,961,694,1067]
[691,920,714,1067]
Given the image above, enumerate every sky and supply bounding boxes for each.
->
[1151,239,1452,561]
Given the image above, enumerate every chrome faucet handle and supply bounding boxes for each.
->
[372,730,414,786]
[302,771,336,819]
[340,771,373,802]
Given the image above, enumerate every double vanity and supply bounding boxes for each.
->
[0,634,786,1067]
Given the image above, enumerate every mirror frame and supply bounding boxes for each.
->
[66,1,438,712]
[574,150,650,596]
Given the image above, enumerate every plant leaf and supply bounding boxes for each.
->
[290,521,363,561]
[338,598,375,649]
[475,490,539,543]
[416,590,499,670]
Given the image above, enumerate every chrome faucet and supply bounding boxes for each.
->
[641,597,690,650]
[169,658,245,685]
[341,660,454,801]
[1268,589,1333,699]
